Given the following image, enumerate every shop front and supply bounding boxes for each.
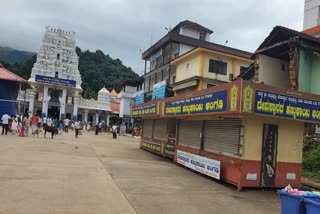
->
[133,79,320,190]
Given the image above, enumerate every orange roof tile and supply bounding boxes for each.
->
[110,89,118,97]
[0,64,27,82]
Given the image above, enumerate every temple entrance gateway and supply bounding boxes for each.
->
[48,106,60,119]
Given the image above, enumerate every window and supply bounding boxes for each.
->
[155,73,157,84]
[57,54,60,60]
[208,59,227,75]
[173,76,176,84]
[199,32,206,40]
[161,70,164,81]
[240,66,247,75]
[55,72,58,78]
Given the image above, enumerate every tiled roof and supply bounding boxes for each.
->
[0,64,27,82]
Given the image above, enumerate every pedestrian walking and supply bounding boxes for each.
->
[11,117,18,135]
[23,115,30,137]
[75,121,80,138]
[112,124,118,139]
[31,113,38,134]
[64,118,70,133]
[59,120,63,135]
[1,112,11,135]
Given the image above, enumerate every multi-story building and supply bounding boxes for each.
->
[141,20,214,101]
[303,0,320,37]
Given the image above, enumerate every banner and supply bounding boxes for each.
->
[164,143,175,158]
[254,90,320,122]
[135,90,144,104]
[132,103,156,117]
[141,140,161,154]
[165,90,227,116]
[152,80,166,100]
[35,75,76,87]
[177,150,220,180]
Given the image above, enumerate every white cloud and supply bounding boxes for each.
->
[0,0,304,75]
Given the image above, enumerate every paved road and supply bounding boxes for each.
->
[0,130,280,214]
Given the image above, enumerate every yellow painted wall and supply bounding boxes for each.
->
[203,52,251,82]
[176,55,200,82]
[243,115,304,163]
[203,52,233,82]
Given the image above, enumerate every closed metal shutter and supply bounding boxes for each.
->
[203,118,241,156]
[153,119,166,140]
[178,120,202,149]
[143,119,153,138]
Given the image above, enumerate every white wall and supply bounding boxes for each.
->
[304,0,320,30]
[120,97,133,117]
[179,44,195,56]
[125,85,136,93]
[259,55,290,89]
[180,26,199,39]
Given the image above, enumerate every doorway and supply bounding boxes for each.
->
[48,106,60,119]
[261,124,278,187]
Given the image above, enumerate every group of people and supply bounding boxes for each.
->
[1,112,120,139]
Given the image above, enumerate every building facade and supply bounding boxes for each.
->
[24,27,120,126]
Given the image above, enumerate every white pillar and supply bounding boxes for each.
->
[73,96,79,120]
[95,112,99,125]
[42,86,50,117]
[28,90,36,117]
[59,88,67,120]
[106,113,110,126]
[84,109,88,122]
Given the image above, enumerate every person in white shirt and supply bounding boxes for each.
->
[1,112,11,135]
[112,124,118,139]
[42,116,47,129]
[64,118,70,133]
[47,117,53,127]
[37,116,42,128]
[74,121,80,138]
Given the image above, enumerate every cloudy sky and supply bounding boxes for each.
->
[0,0,304,75]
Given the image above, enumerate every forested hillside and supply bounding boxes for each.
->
[0,47,139,99]
[0,46,35,64]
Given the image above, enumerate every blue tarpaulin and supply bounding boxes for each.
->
[0,80,19,118]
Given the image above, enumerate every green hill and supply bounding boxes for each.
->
[0,47,139,99]
[0,46,35,64]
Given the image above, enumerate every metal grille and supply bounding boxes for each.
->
[143,119,153,138]
[203,118,241,156]
[178,120,202,149]
[153,119,166,140]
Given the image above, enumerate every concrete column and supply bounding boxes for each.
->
[59,88,67,120]
[42,86,50,117]
[95,112,99,125]
[73,96,80,120]
[84,109,89,123]
[106,113,110,126]
[28,90,36,117]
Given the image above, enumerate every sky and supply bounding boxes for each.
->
[0,0,304,75]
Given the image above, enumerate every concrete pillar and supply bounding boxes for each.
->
[84,109,89,123]
[95,112,99,125]
[106,113,110,126]
[73,96,80,120]
[42,86,50,117]
[28,90,36,117]
[59,88,67,120]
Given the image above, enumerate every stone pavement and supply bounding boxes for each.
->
[0,130,280,214]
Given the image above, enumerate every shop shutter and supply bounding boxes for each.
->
[143,119,153,138]
[153,119,166,140]
[178,120,202,149]
[203,118,241,156]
